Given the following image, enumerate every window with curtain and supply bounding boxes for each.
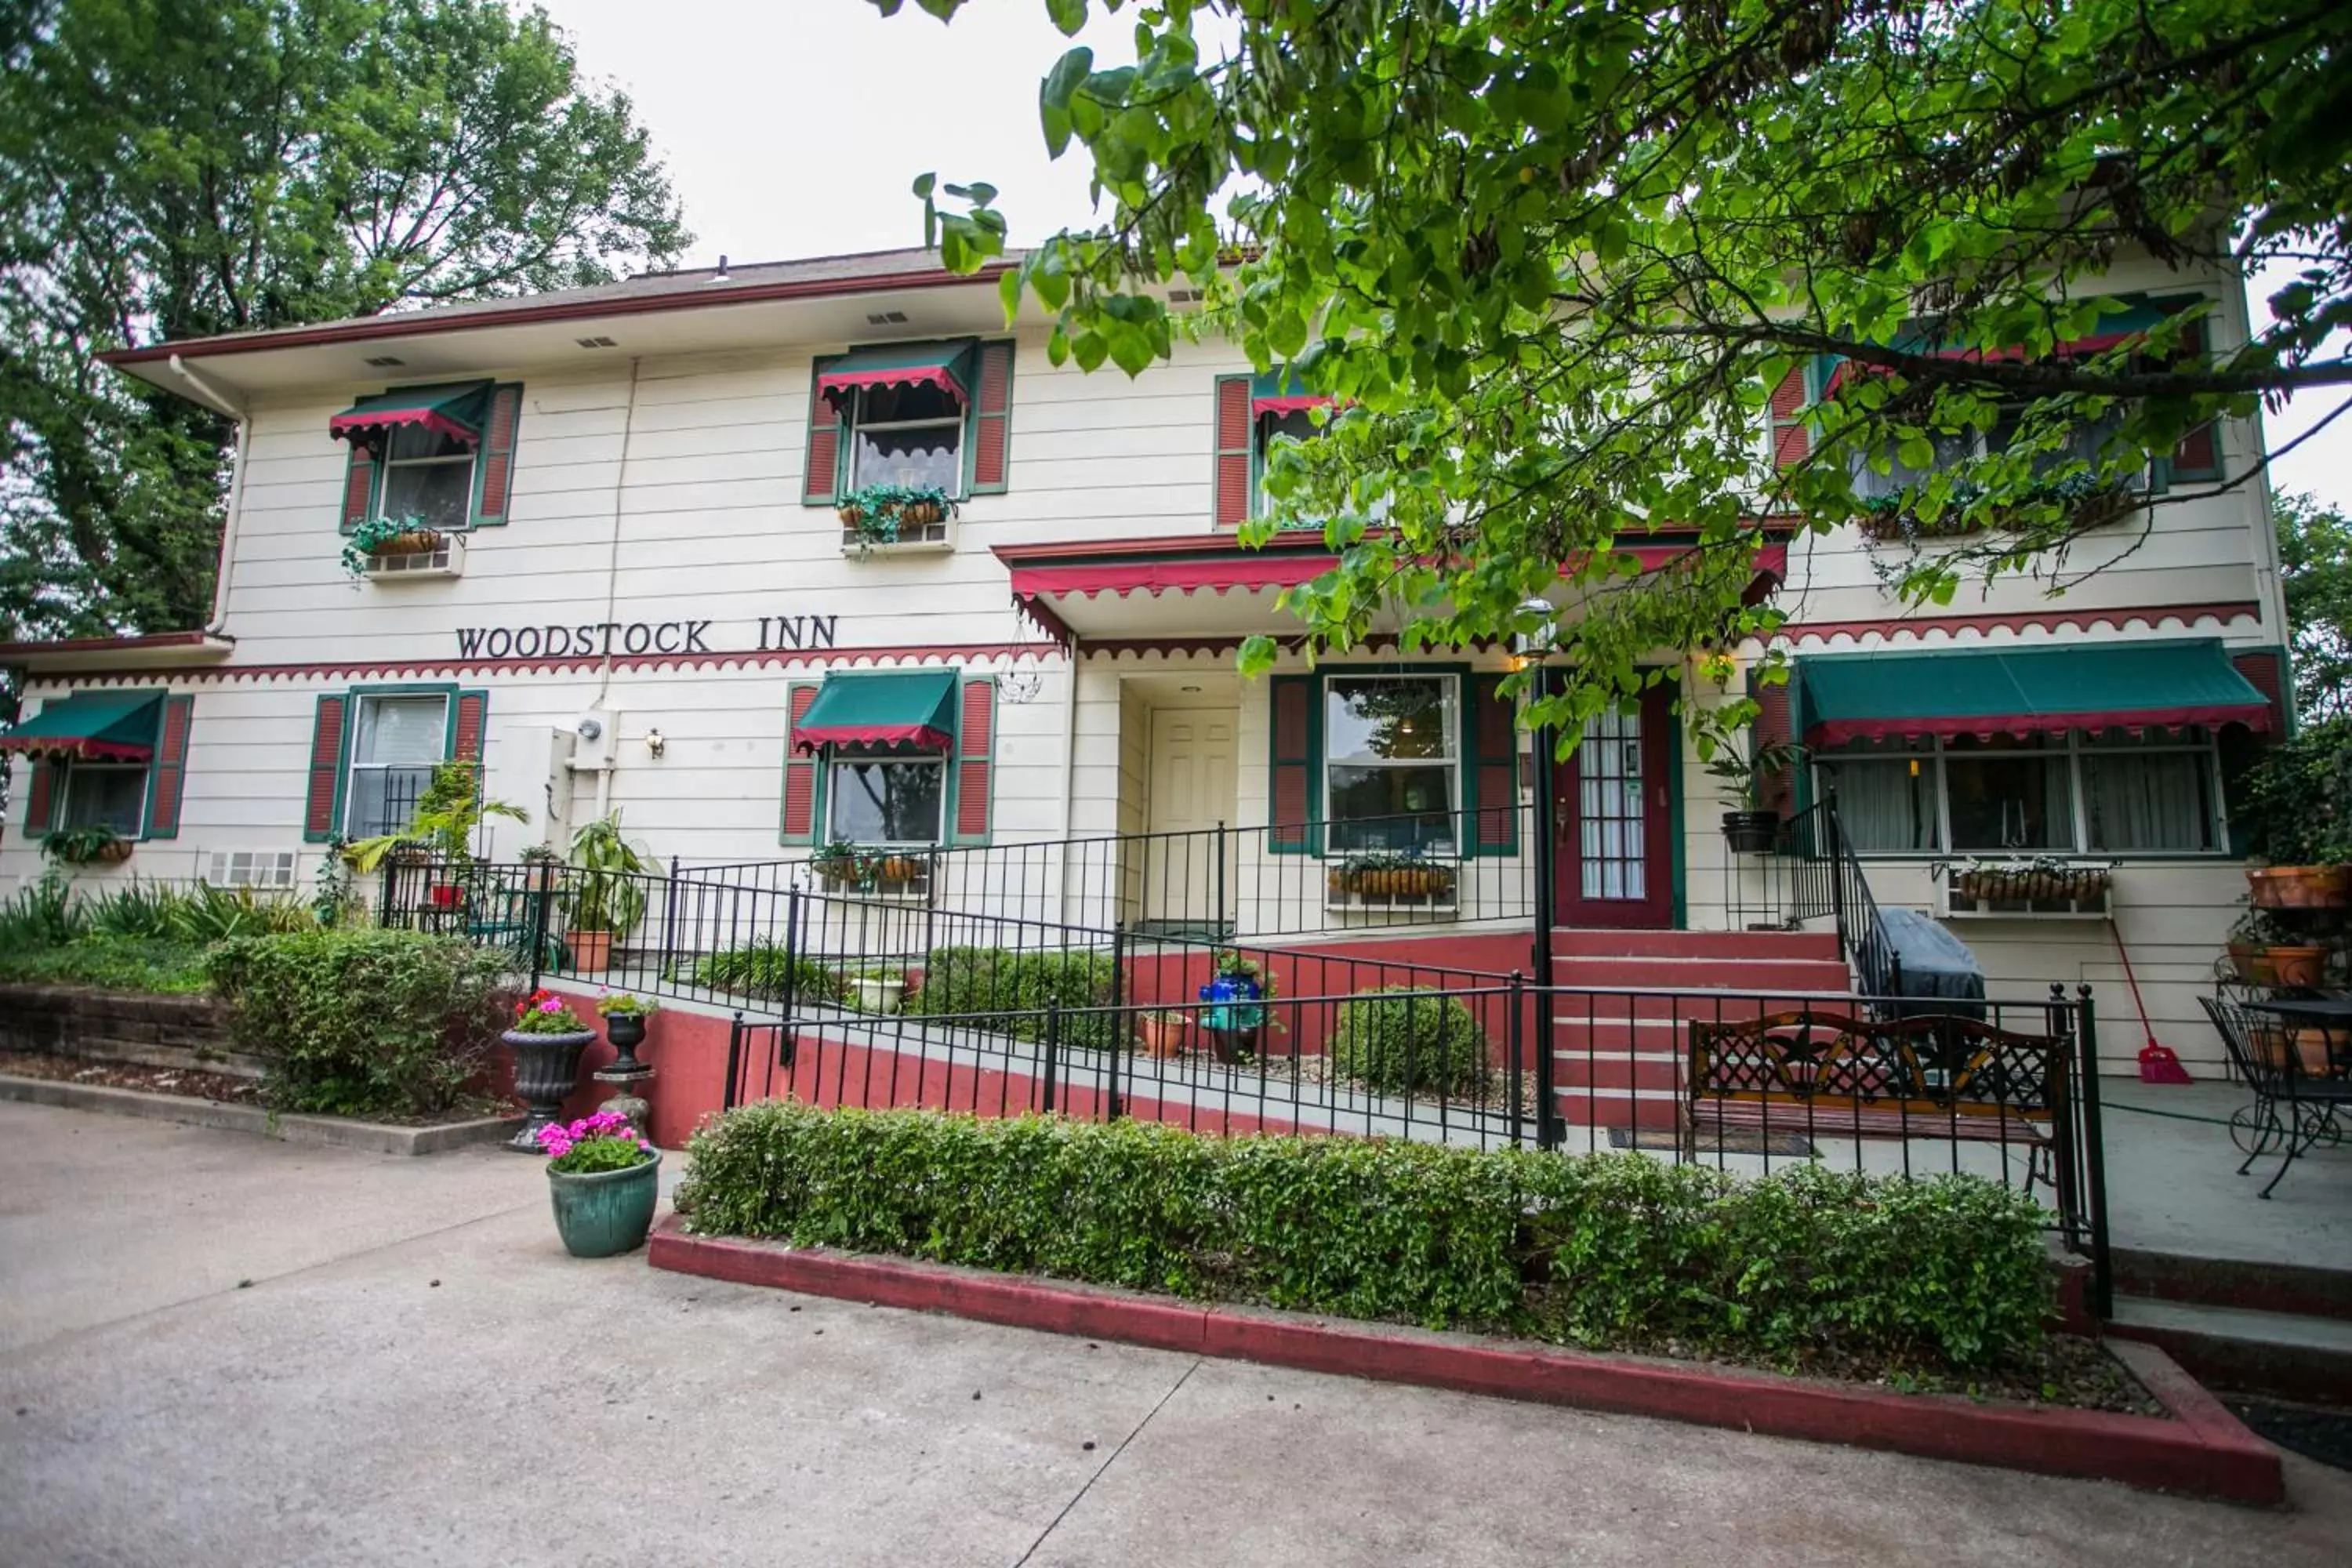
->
[377,426,477,530]
[61,764,147,835]
[848,382,964,492]
[1813,727,2221,855]
[1323,674,1458,854]
[346,693,449,839]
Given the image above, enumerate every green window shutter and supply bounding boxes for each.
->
[339,443,378,534]
[968,340,1014,495]
[1267,674,1321,855]
[1468,673,1519,857]
[780,683,822,844]
[470,383,524,526]
[952,677,996,846]
[141,695,195,840]
[1213,373,1254,526]
[303,694,350,844]
[804,358,844,506]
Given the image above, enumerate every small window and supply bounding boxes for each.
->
[2081,728,2220,853]
[60,764,147,836]
[826,754,946,846]
[377,425,477,532]
[346,693,448,839]
[1944,734,2073,852]
[1324,675,1458,854]
[848,382,964,494]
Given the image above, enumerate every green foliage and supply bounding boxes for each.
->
[339,516,442,578]
[2236,717,2352,866]
[343,760,528,875]
[688,942,843,1004]
[0,935,212,993]
[0,0,690,642]
[1327,989,1490,1097]
[908,946,1119,1051]
[206,927,506,1116]
[82,880,314,942]
[568,811,652,937]
[678,1106,2053,1372]
[40,825,129,866]
[881,0,2350,742]
[0,873,85,946]
[508,986,590,1036]
[2277,492,2352,723]
[548,1135,653,1176]
[836,483,956,552]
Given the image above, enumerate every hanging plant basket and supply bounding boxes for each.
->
[1940,859,2114,918]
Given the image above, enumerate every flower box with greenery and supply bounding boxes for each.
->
[2222,906,2330,989]
[850,967,909,1014]
[536,1109,660,1258]
[565,812,653,975]
[503,987,598,1151]
[1324,850,1457,907]
[1855,474,2140,545]
[41,825,133,867]
[1936,855,2114,917]
[810,840,929,898]
[837,483,957,554]
[338,515,453,579]
[2238,716,2352,909]
[594,991,659,1071]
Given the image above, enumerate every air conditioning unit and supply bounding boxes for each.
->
[206,850,299,890]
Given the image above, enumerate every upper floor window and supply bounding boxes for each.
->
[332,381,523,534]
[1214,372,1341,526]
[378,424,477,531]
[803,340,1015,513]
[847,381,964,493]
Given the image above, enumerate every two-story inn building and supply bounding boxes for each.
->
[0,245,2294,1088]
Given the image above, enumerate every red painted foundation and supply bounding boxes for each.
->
[649,1225,2285,1505]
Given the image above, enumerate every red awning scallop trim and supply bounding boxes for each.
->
[1811,704,2270,747]
[789,722,953,756]
[816,364,967,411]
[328,407,480,446]
[1251,394,1334,416]
[0,735,153,763]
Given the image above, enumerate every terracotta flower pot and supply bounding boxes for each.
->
[1136,1012,1191,1060]
[2266,946,2329,989]
[2291,1029,2337,1080]
[94,839,134,865]
[2249,866,2351,909]
[2227,943,2279,986]
[570,929,614,975]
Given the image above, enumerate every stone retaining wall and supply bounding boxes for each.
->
[0,984,264,1080]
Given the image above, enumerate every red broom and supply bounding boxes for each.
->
[2111,920,2191,1083]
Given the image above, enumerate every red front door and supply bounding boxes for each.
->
[1555,683,1675,929]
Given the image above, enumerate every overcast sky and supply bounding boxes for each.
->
[535,0,2348,510]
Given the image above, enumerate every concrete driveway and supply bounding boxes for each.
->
[2,1098,2347,1568]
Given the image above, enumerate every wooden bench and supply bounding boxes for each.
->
[1683,1011,2065,1186]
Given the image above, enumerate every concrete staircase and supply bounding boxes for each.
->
[1550,927,1852,1130]
[2106,1247,2352,1406]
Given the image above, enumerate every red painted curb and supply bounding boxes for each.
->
[647,1219,2284,1505]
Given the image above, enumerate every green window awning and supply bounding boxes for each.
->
[791,670,960,755]
[328,381,493,447]
[1250,368,1329,415]
[0,691,164,762]
[816,342,975,411]
[1799,641,2274,745]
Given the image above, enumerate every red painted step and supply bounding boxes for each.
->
[1555,1089,1682,1131]
[1552,956,1852,994]
[1551,927,1842,963]
[1552,1054,1681,1092]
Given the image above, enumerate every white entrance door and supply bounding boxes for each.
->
[1144,709,1240,929]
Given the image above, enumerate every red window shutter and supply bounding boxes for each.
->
[22,757,58,838]
[452,690,488,763]
[780,683,820,844]
[473,384,524,524]
[804,361,843,505]
[303,695,348,843]
[1752,677,1795,817]
[1769,365,1810,470]
[2169,320,2220,481]
[970,340,1014,495]
[953,677,996,845]
[1213,374,1254,526]
[2230,650,2287,738]
[341,445,377,531]
[142,695,195,840]
[1268,674,1318,854]
[1470,674,1520,855]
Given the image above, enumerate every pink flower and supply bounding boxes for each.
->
[539,999,562,1014]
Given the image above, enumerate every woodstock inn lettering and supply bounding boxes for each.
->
[452,615,840,660]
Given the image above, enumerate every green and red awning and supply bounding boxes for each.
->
[817,342,975,412]
[1250,368,1330,416]
[328,382,494,446]
[0,691,165,762]
[790,670,961,754]
[1798,641,2273,744]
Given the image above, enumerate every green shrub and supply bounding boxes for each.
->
[677,1105,2053,1373]
[0,874,85,947]
[688,942,843,1004]
[0,935,212,993]
[1328,988,1490,1096]
[908,946,1118,1051]
[206,928,506,1117]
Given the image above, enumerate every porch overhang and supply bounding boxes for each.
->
[996,532,1791,648]
[1798,640,2273,744]
[0,630,235,675]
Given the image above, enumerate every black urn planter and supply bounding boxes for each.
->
[1721,810,1781,855]
[604,1011,650,1074]
[503,1028,596,1152]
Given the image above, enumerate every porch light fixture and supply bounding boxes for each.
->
[645,728,666,760]
[1512,597,1559,655]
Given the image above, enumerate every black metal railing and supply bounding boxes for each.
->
[1716,793,1889,989]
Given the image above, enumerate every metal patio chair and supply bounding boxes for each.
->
[2198,993,2352,1198]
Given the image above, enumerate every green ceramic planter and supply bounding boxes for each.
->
[547,1151,661,1258]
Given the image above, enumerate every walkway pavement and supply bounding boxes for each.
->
[2102,1077,2352,1267]
[4,1098,2350,1567]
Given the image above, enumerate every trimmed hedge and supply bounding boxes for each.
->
[688,941,844,1005]
[1329,988,1490,1095]
[677,1105,2052,1373]
[907,946,1118,1051]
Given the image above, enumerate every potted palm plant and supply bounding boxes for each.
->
[1700,726,1802,855]
[341,760,527,883]
[566,811,653,975]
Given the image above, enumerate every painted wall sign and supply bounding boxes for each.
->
[453,615,839,659]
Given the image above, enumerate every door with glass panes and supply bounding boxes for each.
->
[1555,684,1675,929]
